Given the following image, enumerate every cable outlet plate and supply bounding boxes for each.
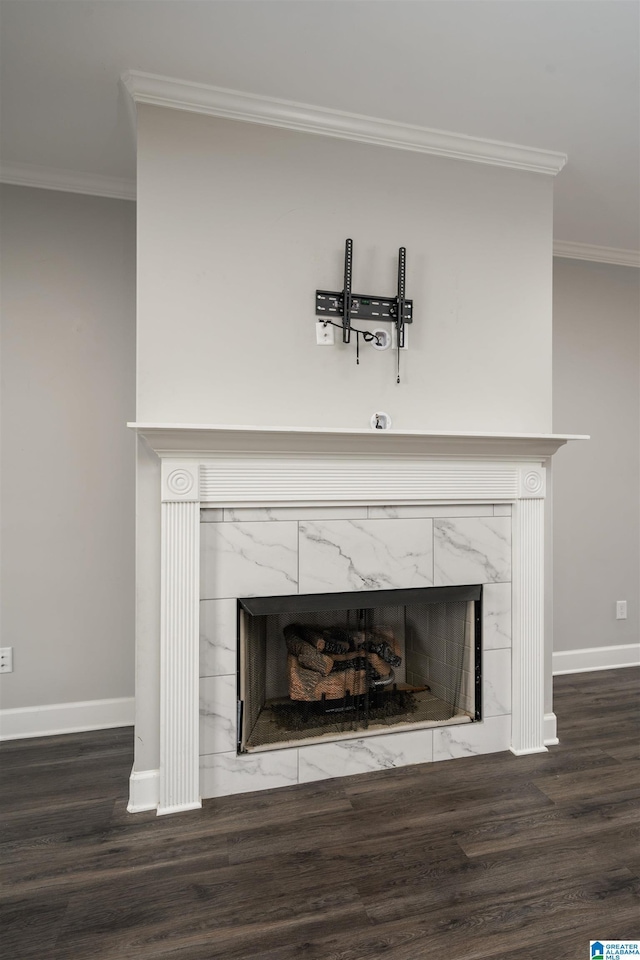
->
[371,411,392,430]
[371,329,391,351]
[0,647,13,673]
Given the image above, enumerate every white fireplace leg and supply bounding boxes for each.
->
[511,490,547,755]
[158,464,202,814]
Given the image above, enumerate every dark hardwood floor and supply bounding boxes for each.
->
[2,668,639,960]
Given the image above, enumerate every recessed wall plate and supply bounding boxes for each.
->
[370,412,392,430]
[371,329,391,351]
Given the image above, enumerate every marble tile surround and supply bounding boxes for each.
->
[299,519,434,593]
[434,517,511,586]
[201,521,298,599]
[199,504,513,799]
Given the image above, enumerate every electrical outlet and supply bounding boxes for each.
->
[316,321,335,345]
[0,647,13,673]
[616,600,627,620]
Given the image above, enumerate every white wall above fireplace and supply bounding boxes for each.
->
[135,105,555,433]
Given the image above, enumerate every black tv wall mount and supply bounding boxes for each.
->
[315,239,413,382]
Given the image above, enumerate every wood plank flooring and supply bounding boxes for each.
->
[1,668,638,960]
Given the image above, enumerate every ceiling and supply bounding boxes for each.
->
[1,0,639,255]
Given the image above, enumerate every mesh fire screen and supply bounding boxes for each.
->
[238,585,481,753]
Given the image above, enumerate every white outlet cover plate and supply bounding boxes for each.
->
[0,647,13,673]
[316,321,335,345]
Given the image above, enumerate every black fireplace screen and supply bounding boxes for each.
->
[238,585,481,752]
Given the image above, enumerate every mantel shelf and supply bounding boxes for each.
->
[128,422,588,461]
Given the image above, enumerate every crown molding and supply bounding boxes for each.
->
[121,70,567,176]
[553,240,640,268]
[0,162,136,201]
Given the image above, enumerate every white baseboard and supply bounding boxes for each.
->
[127,768,160,813]
[553,644,640,676]
[157,800,202,816]
[0,697,135,741]
[544,712,559,746]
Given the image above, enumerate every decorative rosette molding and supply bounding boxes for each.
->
[519,466,546,498]
[162,460,199,501]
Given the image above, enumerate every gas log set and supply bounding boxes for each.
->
[285,622,403,702]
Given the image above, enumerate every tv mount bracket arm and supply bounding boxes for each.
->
[315,239,413,383]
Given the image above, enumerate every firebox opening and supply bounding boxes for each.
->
[237,585,482,753]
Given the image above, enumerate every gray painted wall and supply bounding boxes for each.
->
[0,185,136,710]
[553,258,640,654]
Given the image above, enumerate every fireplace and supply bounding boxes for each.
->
[238,585,482,752]
[126,424,583,815]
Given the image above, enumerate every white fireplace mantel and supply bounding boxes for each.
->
[129,423,587,461]
[128,423,587,815]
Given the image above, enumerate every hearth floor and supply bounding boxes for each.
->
[245,689,472,752]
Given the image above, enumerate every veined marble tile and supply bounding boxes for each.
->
[483,648,512,717]
[200,599,237,677]
[200,521,298,599]
[298,729,433,783]
[483,582,512,650]
[200,675,237,755]
[200,748,299,798]
[200,508,224,522]
[433,714,510,761]
[493,504,512,517]
[299,519,433,594]
[434,517,511,586]
[224,506,368,522]
[368,504,493,519]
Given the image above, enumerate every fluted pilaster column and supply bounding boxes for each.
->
[511,467,547,755]
[158,461,202,814]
